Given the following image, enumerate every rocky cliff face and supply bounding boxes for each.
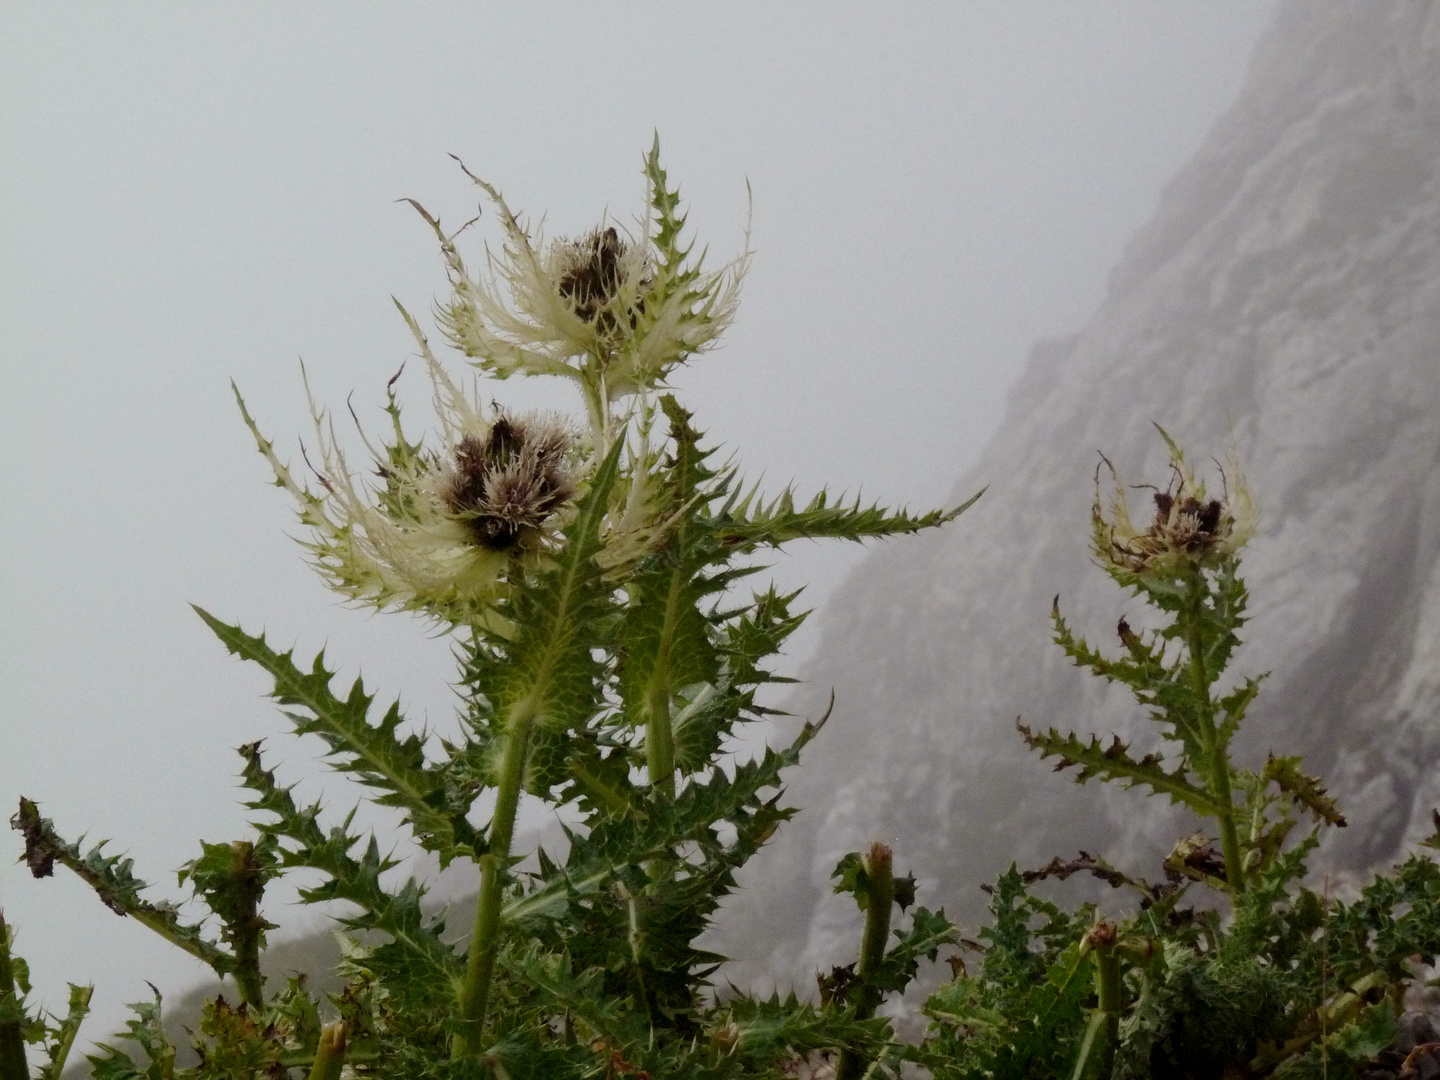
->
[715,0,1440,988]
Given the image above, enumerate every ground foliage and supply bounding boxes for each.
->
[3,153,1438,1080]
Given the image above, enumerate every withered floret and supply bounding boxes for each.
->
[1091,429,1255,580]
[555,227,628,324]
[441,414,575,552]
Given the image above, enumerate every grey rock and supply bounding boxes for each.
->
[712,0,1440,989]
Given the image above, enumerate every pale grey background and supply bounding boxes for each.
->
[1,3,1273,1049]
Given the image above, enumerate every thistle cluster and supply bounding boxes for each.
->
[236,138,752,625]
[4,141,972,1080]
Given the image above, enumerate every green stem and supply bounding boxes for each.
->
[0,915,28,1080]
[1184,595,1244,895]
[645,665,675,801]
[1247,972,1385,1073]
[1070,923,1121,1080]
[626,893,655,1024]
[13,799,233,976]
[580,359,612,455]
[228,842,265,1010]
[1094,935,1122,1051]
[454,698,538,1058]
[836,843,895,1080]
[644,567,685,802]
[45,984,93,1079]
[307,1022,346,1080]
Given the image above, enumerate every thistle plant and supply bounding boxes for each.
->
[4,140,975,1079]
[911,431,1440,1080]
[1024,428,1282,897]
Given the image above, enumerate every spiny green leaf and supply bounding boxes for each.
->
[497,944,639,1047]
[644,134,692,278]
[35,984,92,1080]
[193,606,478,864]
[86,991,173,1080]
[721,992,891,1065]
[1053,603,1169,691]
[719,481,981,550]
[235,743,461,996]
[831,852,870,909]
[869,906,959,997]
[720,585,808,701]
[1325,1000,1398,1063]
[1326,854,1440,984]
[1051,602,1206,760]
[1016,723,1221,817]
[1262,754,1347,827]
[1216,675,1263,747]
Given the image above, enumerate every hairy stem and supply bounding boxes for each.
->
[454,698,538,1058]
[645,662,675,801]
[1248,972,1386,1073]
[307,1022,347,1080]
[836,843,895,1080]
[0,916,27,1080]
[1184,589,1244,894]
[13,798,233,976]
[580,361,612,455]
[627,892,655,1024]
[1093,931,1122,1054]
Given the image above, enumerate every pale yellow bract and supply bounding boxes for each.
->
[237,344,581,625]
[420,149,749,448]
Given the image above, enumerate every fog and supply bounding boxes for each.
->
[0,2,1273,1050]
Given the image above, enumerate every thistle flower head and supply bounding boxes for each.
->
[238,338,582,623]
[438,414,575,553]
[422,140,749,425]
[550,226,640,334]
[1092,427,1256,581]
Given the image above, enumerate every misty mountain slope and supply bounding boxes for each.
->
[712,0,1440,988]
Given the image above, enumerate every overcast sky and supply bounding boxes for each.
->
[1,2,1275,1049]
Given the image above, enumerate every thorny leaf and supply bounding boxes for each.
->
[1262,753,1348,827]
